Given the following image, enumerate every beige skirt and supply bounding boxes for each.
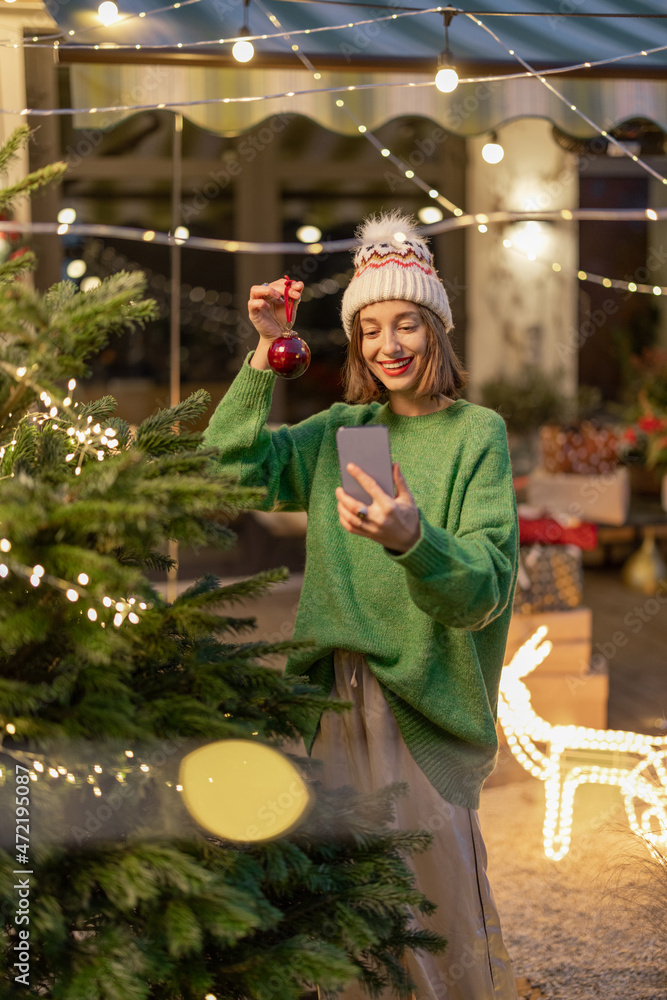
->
[311,650,518,1000]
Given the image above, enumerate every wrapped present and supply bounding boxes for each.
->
[518,515,597,549]
[514,543,583,614]
[527,466,630,526]
[540,421,620,475]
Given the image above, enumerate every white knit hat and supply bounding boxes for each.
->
[340,210,453,339]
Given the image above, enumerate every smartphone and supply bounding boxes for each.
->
[336,425,394,505]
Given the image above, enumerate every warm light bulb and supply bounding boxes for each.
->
[66,259,87,279]
[80,276,101,292]
[482,140,504,164]
[418,206,444,225]
[57,207,76,225]
[98,1,119,25]
[296,225,322,244]
[509,220,548,257]
[232,38,254,63]
[435,66,458,93]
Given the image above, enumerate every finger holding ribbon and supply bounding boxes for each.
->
[335,462,421,554]
[248,277,303,342]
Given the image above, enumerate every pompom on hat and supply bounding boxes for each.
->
[340,210,453,340]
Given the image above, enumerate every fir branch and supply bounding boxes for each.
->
[0,161,68,212]
[133,390,211,456]
[0,124,31,174]
[172,569,289,609]
[0,249,36,286]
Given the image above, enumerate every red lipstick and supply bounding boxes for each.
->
[378,357,414,377]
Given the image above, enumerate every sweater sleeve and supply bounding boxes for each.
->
[387,413,518,631]
[203,354,331,512]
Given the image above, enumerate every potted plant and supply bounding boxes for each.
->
[621,396,667,503]
[479,365,569,475]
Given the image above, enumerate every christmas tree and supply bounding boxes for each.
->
[0,127,444,1000]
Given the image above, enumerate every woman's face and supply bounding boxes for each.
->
[359,300,429,394]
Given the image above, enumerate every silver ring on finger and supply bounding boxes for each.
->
[357,504,368,522]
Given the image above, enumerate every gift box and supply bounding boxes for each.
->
[539,421,620,475]
[514,544,583,614]
[505,607,592,675]
[527,466,630,526]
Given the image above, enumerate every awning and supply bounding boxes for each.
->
[53,0,667,136]
[69,64,667,137]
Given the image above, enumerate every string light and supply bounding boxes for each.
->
[2,214,666,291]
[0,742,167,792]
[466,12,667,188]
[57,208,76,225]
[1,31,665,124]
[97,1,119,26]
[232,31,254,63]
[482,131,504,164]
[500,227,667,296]
[335,101,463,217]
[499,629,667,861]
[296,224,321,244]
[0,384,150,628]
[8,0,665,83]
[0,536,148,627]
[418,206,444,225]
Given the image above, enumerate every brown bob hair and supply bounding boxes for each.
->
[342,304,468,405]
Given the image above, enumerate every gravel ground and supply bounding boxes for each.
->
[479,781,667,1000]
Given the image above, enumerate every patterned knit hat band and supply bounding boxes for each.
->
[341,211,453,339]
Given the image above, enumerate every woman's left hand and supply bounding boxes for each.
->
[335,462,421,553]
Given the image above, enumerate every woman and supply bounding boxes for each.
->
[204,211,519,1000]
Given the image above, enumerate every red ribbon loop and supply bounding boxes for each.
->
[283,274,294,328]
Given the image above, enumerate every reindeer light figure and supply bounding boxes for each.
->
[498,628,667,860]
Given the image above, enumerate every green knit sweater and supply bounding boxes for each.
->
[204,357,518,809]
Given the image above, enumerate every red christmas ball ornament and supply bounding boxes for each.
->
[267,275,310,379]
[268,332,311,379]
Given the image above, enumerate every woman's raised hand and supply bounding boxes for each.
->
[248,278,303,342]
